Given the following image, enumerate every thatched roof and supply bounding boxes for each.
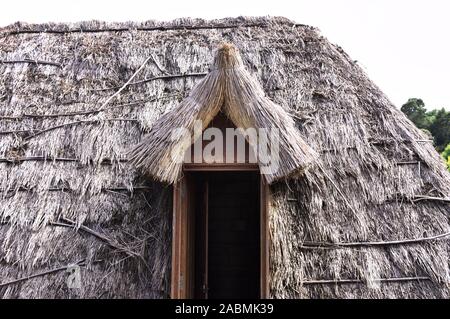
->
[129,42,317,184]
[0,16,450,299]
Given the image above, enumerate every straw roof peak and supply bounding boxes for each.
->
[129,42,318,184]
[214,42,243,69]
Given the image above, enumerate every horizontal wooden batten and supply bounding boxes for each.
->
[183,163,259,171]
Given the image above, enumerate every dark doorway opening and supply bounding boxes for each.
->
[190,171,261,299]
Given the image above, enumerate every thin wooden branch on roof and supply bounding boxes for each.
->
[0,185,151,194]
[97,55,153,111]
[7,23,268,36]
[0,259,86,288]
[0,120,100,136]
[0,156,78,163]
[0,93,182,119]
[320,146,357,153]
[0,115,21,120]
[0,59,62,68]
[0,156,128,164]
[92,72,207,92]
[50,217,140,258]
[0,129,36,135]
[412,195,450,204]
[396,161,422,165]
[300,230,450,249]
[0,118,139,142]
[321,140,434,153]
[384,195,450,205]
[370,139,434,146]
[302,276,431,285]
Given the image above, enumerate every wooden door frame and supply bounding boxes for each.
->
[170,166,270,299]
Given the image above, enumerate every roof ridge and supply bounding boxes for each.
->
[0,16,309,34]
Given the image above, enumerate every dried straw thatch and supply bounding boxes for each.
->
[0,16,450,299]
[129,43,317,183]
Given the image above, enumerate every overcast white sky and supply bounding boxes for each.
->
[1,0,449,110]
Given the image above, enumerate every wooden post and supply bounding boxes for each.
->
[260,177,270,299]
[171,178,189,298]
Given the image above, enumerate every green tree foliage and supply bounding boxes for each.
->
[429,109,450,152]
[442,144,450,171]
[401,99,450,153]
[401,98,429,129]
